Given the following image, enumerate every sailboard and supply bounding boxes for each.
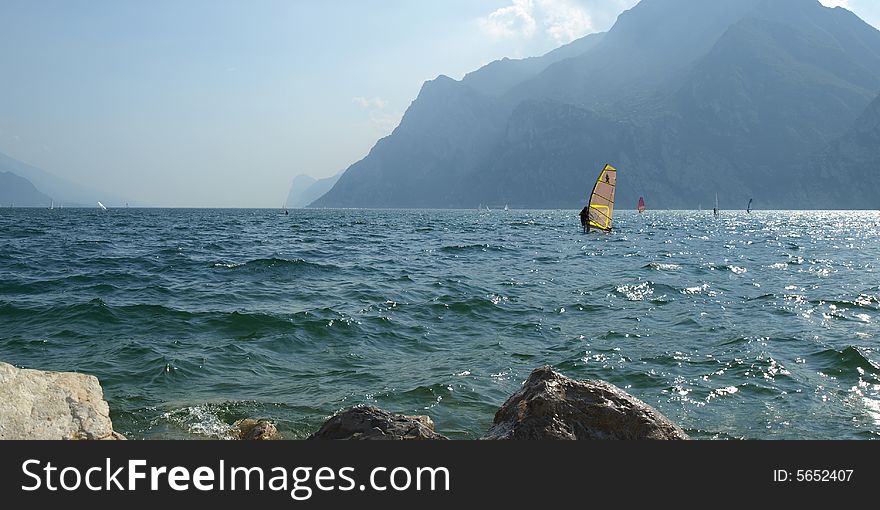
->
[97,201,107,211]
[587,163,617,231]
[638,196,646,214]
[747,198,753,214]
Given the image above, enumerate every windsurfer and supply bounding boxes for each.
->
[580,206,590,233]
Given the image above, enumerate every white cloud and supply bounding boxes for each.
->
[479,0,594,44]
[353,96,388,109]
[479,0,538,39]
[368,110,402,134]
[353,96,400,134]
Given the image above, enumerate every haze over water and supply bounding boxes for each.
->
[1,208,878,439]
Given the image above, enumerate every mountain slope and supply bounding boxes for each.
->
[462,32,604,98]
[313,75,507,208]
[797,93,880,209]
[0,152,129,207]
[0,171,53,207]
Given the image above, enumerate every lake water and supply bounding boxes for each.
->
[1,208,878,439]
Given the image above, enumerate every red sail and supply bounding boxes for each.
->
[638,196,646,213]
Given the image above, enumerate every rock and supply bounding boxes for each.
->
[309,406,448,440]
[0,361,124,440]
[483,366,688,440]
[232,418,280,440]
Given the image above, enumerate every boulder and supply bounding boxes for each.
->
[231,418,280,440]
[0,361,124,440]
[309,406,448,440]
[483,366,688,440]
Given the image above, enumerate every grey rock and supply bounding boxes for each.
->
[309,405,448,440]
[483,366,688,440]
[232,418,280,440]
[0,361,123,440]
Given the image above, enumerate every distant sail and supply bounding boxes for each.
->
[638,196,646,214]
[97,201,107,211]
[587,163,617,231]
[747,198,753,213]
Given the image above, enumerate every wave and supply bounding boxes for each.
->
[440,243,509,254]
[645,262,681,271]
[211,257,337,272]
[810,346,879,377]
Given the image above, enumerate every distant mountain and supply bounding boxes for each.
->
[0,151,130,207]
[0,171,53,207]
[286,174,316,208]
[286,171,343,208]
[313,0,880,209]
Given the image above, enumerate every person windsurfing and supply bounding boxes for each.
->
[580,206,590,233]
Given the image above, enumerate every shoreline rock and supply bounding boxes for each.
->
[308,406,448,440]
[482,366,689,440]
[0,361,124,440]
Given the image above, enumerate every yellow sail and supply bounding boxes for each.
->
[588,163,617,231]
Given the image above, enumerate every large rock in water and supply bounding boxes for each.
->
[309,406,448,440]
[483,367,688,440]
[0,361,123,440]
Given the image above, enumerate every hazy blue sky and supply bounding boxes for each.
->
[0,0,878,207]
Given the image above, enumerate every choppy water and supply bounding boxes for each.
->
[1,208,879,439]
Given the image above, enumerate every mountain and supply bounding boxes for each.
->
[0,152,130,207]
[286,171,343,208]
[313,0,880,209]
[797,93,880,209]
[0,171,53,207]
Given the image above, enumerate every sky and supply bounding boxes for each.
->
[0,0,878,207]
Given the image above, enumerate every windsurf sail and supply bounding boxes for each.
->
[97,201,107,211]
[587,163,617,231]
[638,196,646,214]
[747,198,753,213]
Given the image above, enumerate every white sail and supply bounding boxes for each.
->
[98,201,107,211]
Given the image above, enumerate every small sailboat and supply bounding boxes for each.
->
[49,200,54,210]
[747,198,753,214]
[504,204,509,211]
[584,163,618,232]
[713,194,719,218]
[638,196,646,214]
[97,201,107,211]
